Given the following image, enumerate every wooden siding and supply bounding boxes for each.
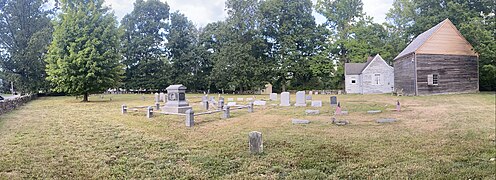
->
[361,57,394,94]
[394,53,416,95]
[345,74,361,94]
[416,54,478,95]
[417,21,477,56]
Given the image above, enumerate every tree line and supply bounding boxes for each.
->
[0,0,494,101]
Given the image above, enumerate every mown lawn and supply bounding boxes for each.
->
[0,93,494,179]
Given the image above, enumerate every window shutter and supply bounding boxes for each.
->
[427,74,433,85]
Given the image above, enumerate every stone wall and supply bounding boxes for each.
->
[0,94,38,115]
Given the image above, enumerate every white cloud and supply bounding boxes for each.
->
[103,0,393,27]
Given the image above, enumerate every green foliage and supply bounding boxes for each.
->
[120,0,170,90]
[0,0,53,94]
[45,0,122,101]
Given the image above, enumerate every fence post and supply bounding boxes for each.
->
[185,109,194,127]
[147,106,153,118]
[219,99,224,109]
[155,102,160,111]
[122,104,127,114]
[222,106,230,119]
[248,102,254,113]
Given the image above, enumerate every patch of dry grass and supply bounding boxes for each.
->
[0,93,494,179]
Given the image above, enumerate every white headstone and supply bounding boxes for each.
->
[154,93,159,102]
[269,93,277,101]
[280,92,290,106]
[227,98,234,101]
[253,100,266,106]
[227,102,237,106]
[311,100,322,107]
[246,98,254,101]
[309,91,313,95]
[315,92,319,95]
[159,93,165,101]
[237,98,244,101]
[294,91,306,106]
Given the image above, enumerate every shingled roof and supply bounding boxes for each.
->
[345,55,388,75]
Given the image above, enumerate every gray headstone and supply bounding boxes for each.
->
[237,98,244,101]
[309,91,313,95]
[367,110,382,114]
[202,96,208,102]
[227,102,237,106]
[227,98,234,101]
[280,92,290,106]
[146,106,153,118]
[341,111,348,115]
[376,118,397,123]
[269,93,277,101]
[335,120,349,126]
[249,131,263,154]
[311,100,322,107]
[305,110,320,115]
[246,98,254,102]
[294,91,306,106]
[122,104,127,114]
[185,109,194,127]
[155,93,160,102]
[306,95,312,101]
[330,96,337,106]
[253,100,266,106]
[292,119,310,124]
[159,93,165,101]
[248,102,254,113]
[222,106,230,119]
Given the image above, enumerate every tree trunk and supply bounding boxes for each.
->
[83,93,89,102]
[282,83,286,92]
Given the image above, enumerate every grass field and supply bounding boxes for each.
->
[0,93,494,179]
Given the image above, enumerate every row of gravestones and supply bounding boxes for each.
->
[154,93,167,103]
[270,91,338,107]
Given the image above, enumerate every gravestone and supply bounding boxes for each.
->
[222,106,230,119]
[305,110,320,115]
[315,92,319,95]
[246,98,254,102]
[159,93,165,101]
[147,106,153,118]
[269,93,277,101]
[210,96,215,102]
[227,98,234,101]
[280,92,290,106]
[292,119,310,124]
[309,91,313,95]
[154,93,160,102]
[311,101,322,107]
[330,96,338,106]
[253,101,266,106]
[185,109,194,127]
[306,95,312,100]
[294,91,306,106]
[237,98,244,101]
[340,111,349,115]
[227,102,237,106]
[367,110,382,114]
[202,96,208,103]
[161,85,192,114]
[376,118,397,123]
[249,131,263,154]
[219,97,224,102]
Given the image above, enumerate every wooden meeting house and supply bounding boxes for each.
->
[394,19,479,96]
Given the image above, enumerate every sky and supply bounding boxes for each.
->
[105,0,394,27]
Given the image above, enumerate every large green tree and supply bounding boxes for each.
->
[0,0,53,94]
[120,0,170,91]
[45,0,122,102]
[260,0,319,91]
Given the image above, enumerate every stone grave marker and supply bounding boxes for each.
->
[246,98,254,101]
[269,93,277,101]
[306,95,312,100]
[330,96,338,106]
[305,110,320,115]
[367,110,382,114]
[311,100,322,107]
[253,101,266,106]
[280,92,290,106]
[249,131,263,154]
[237,98,244,101]
[376,118,397,123]
[309,91,313,95]
[162,85,192,114]
[154,93,159,102]
[292,119,310,124]
[294,91,306,106]
[227,102,237,106]
[227,98,234,101]
[159,93,165,101]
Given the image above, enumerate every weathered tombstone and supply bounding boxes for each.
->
[248,102,254,113]
[367,110,382,114]
[311,101,322,107]
[376,118,397,123]
[162,93,167,103]
[315,92,319,95]
[155,102,160,110]
[341,111,349,115]
[248,131,263,154]
[309,91,313,95]
[161,85,192,114]
[294,91,306,106]
[292,119,310,124]
[185,109,194,127]
[305,110,320,115]
[246,98,254,102]
[280,92,290,106]
[269,93,277,101]
[237,98,244,101]
[222,106,230,119]
[306,95,312,101]
[227,98,234,101]
[147,106,153,118]
[330,96,338,106]
[227,102,237,106]
[159,93,165,101]
[219,99,224,109]
[154,93,160,102]
[338,90,342,95]
[122,104,127,114]
[253,100,266,106]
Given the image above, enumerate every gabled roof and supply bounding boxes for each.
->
[394,19,477,60]
[345,54,390,75]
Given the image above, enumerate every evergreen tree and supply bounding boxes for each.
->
[120,0,170,91]
[45,0,122,102]
[0,0,53,94]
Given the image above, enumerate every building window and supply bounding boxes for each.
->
[428,74,439,85]
[351,79,356,84]
[374,74,381,85]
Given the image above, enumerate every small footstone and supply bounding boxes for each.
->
[292,119,310,124]
[335,120,349,126]
[376,118,397,123]
[367,110,382,114]
[341,111,348,115]
[305,110,320,115]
